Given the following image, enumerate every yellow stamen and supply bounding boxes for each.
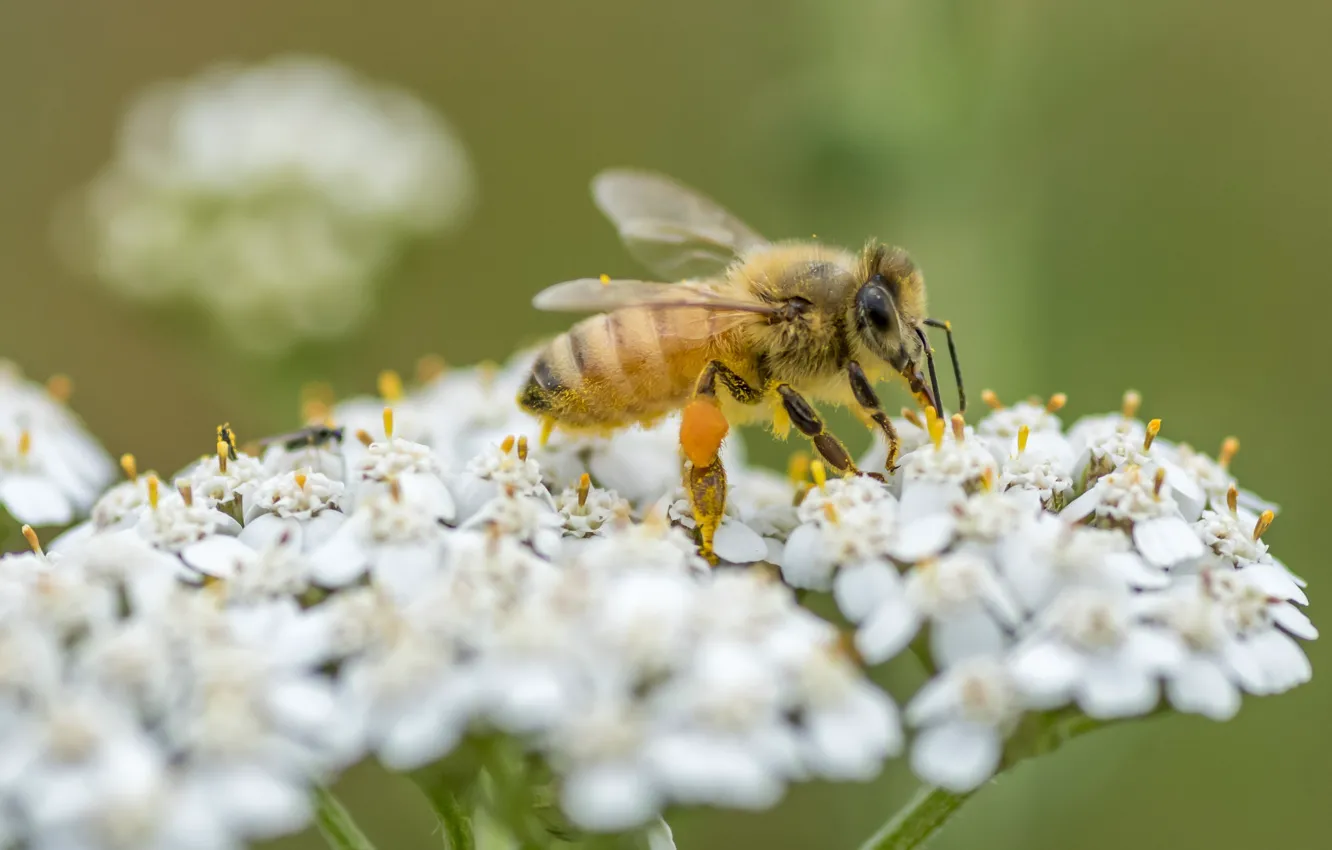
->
[901,408,924,429]
[416,354,448,385]
[787,451,811,484]
[577,473,590,507]
[517,435,529,461]
[1017,424,1030,454]
[1144,419,1162,451]
[177,481,193,507]
[980,389,1003,410]
[822,502,839,524]
[295,471,308,491]
[1122,390,1142,419]
[927,414,945,451]
[539,418,555,447]
[355,429,374,447]
[18,430,31,457]
[1218,437,1240,470]
[378,370,404,402]
[1226,483,1239,515]
[388,478,402,502]
[146,474,160,510]
[1253,510,1275,540]
[120,453,138,481]
[45,374,73,403]
[599,273,611,285]
[1046,393,1067,413]
[216,441,229,474]
[979,467,995,492]
[20,525,42,555]
[950,413,965,442]
[1153,467,1167,498]
[810,460,828,491]
[382,406,394,439]
[501,435,516,455]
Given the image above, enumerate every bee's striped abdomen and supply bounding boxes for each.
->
[518,308,711,429]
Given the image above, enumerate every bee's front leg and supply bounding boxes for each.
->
[848,361,900,473]
[680,361,761,563]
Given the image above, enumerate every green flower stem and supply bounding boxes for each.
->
[856,785,971,850]
[421,781,477,850]
[313,786,379,850]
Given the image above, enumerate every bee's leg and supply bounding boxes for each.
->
[848,361,901,473]
[680,361,761,563]
[774,384,860,476]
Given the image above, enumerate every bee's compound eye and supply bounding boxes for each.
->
[857,281,894,333]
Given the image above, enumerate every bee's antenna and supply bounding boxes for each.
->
[923,318,965,414]
[915,326,945,418]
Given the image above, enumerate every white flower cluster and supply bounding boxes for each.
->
[0,357,1315,849]
[65,55,474,353]
[0,363,114,528]
[781,391,1315,792]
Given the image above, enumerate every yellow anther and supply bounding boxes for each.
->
[501,434,516,455]
[950,414,966,442]
[980,467,995,492]
[901,408,924,429]
[539,418,555,447]
[928,414,946,451]
[45,374,73,403]
[18,429,30,457]
[355,429,374,447]
[577,473,591,507]
[295,471,308,491]
[416,354,448,385]
[1144,419,1162,451]
[1046,393,1067,413]
[517,435,529,461]
[599,273,611,285]
[120,453,138,481]
[787,451,811,484]
[1122,390,1142,419]
[1253,510,1275,540]
[1226,483,1239,515]
[216,440,229,474]
[1017,425,1030,454]
[388,477,402,502]
[1218,437,1240,469]
[810,460,828,491]
[382,406,395,439]
[378,370,404,402]
[980,389,1003,410]
[146,474,160,510]
[822,502,839,524]
[177,481,193,507]
[1153,467,1167,498]
[20,525,42,555]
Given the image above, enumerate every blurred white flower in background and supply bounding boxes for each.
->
[61,55,474,354]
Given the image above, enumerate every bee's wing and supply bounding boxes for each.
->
[592,169,770,280]
[533,278,776,341]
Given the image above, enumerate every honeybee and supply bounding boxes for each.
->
[519,169,963,561]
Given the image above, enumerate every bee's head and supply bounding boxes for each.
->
[852,242,946,413]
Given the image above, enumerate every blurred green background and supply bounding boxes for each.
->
[3,0,1329,848]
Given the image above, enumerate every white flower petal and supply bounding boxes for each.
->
[1271,602,1319,640]
[833,560,901,624]
[910,720,1002,793]
[780,524,834,591]
[886,514,955,561]
[1105,551,1170,590]
[803,684,901,778]
[930,612,1008,668]
[1077,655,1159,718]
[712,520,768,564]
[1010,640,1082,709]
[1242,562,1308,605]
[1133,516,1205,568]
[1167,657,1240,721]
[561,763,661,832]
[0,475,74,526]
[855,594,922,664]
[180,536,255,579]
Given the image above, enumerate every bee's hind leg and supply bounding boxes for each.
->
[680,361,761,563]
